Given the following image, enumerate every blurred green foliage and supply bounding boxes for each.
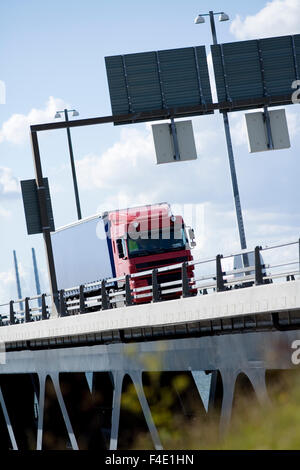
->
[122,368,300,450]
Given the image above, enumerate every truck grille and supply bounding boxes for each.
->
[135,256,189,271]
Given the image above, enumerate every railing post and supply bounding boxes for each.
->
[59,290,68,317]
[254,246,264,285]
[181,262,192,298]
[125,275,133,306]
[41,294,48,320]
[216,255,225,292]
[9,301,15,325]
[101,280,111,310]
[152,269,161,303]
[25,297,31,323]
[79,285,86,313]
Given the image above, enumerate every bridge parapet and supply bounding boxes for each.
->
[0,239,299,341]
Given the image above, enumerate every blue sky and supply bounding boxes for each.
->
[0,0,300,303]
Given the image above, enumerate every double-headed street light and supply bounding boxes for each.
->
[195,11,249,262]
[55,108,82,220]
[194,11,229,45]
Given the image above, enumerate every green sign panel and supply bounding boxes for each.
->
[211,34,300,108]
[21,178,55,235]
[105,46,213,121]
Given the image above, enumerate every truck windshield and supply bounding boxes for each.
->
[127,227,187,258]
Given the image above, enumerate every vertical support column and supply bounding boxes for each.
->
[25,297,31,323]
[9,301,15,325]
[79,285,86,313]
[41,294,48,320]
[207,370,223,415]
[125,275,133,306]
[219,369,238,436]
[152,269,161,303]
[31,130,58,317]
[130,371,163,450]
[110,371,124,450]
[216,255,225,292]
[101,280,111,310]
[181,262,192,298]
[254,246,264,285]
[59,290,67,317]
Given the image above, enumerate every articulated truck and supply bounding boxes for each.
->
[51,203,196,304]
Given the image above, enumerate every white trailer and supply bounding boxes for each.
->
[50,214,114,291]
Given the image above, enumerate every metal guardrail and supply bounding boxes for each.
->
[0,240,299,327]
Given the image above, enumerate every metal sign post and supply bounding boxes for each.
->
[30,131,58,316]
[207,11,249,264]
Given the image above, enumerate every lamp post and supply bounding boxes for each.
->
[195,11,248,259]
[55,108,82,220]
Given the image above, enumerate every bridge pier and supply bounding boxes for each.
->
[219,369,238,436]
[109,371,124,450]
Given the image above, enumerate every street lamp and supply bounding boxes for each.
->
[195,11,249,262]
[55,108,82,220]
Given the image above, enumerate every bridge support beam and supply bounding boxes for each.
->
[218,368,270,438]
[50,373,79,450]
[0,386,18,450]
[130,371,163,450]
[36,373,79,450]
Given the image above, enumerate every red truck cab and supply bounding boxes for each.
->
[106,203,195,302]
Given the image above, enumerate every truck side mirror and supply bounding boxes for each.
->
[116,239,125,259]
[188,228,197,248]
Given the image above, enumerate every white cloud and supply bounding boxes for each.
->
[75,118,229,215]
[0,269,15,307]
[76,127,154,191]
[230,0,300,40]
[0,96,68,145]
[229,113,248,147]
[0,167,19,195]
[0,205,11,218]
[286,108,300,136]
